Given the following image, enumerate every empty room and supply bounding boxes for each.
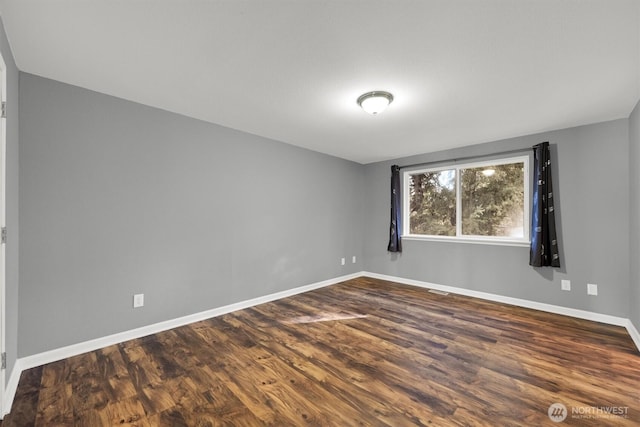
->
[0,0,638,425]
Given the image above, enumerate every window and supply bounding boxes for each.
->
[403,156,530,245]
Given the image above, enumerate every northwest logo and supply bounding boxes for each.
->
[548,403,568,422]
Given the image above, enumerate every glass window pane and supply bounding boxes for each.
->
[460,163,524,237]
[409,170,456,236]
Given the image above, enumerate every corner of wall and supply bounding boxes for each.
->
[628,98,640,337]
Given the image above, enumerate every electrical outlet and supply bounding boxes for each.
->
[133,293,144,308]
[561,280,571,291]
[587,283,598,296]
[341,258,345,266]
[352,256,357,264]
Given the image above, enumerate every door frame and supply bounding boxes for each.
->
[0,49,7,416]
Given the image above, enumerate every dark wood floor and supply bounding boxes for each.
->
[2,277,639,426]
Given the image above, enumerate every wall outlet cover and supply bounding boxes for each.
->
[561,280,571,291]
[133,293,145,308]
[587,283,598,296]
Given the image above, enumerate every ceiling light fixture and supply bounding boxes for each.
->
[357,91,394,115]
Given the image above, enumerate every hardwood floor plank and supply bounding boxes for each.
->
[3,277,639,426]
[246,304,478,425]
[227,313,405,426]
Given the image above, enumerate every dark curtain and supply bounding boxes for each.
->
[530,142,560,267]
[387,165,402,252]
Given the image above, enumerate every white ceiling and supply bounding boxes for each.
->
[1,1,639,164]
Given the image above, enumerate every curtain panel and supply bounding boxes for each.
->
[388,165,402,252]
[530,142,560,267]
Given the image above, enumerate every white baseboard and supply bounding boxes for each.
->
[364,272,640,352]
[627,319,640,352]
[2,272,361,417]
[362,272,630,327]
[4,270,638,418]
[3,359,22,417]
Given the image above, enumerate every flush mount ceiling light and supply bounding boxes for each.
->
[357,91,394,115]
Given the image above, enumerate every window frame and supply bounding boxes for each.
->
[402,155,530,247]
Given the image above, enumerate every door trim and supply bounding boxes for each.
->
[0,49,8,417]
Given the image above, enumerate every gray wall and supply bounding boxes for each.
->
[0,18,19,384]
[18,73,363,356]
[629,100,640,329]
[363,119,630,318]
[14,70,640,359]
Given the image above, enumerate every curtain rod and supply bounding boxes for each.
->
[398,147,532,170]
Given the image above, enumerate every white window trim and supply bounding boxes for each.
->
[402,155,530,246]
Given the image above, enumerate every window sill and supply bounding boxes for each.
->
[402,235,530,248]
